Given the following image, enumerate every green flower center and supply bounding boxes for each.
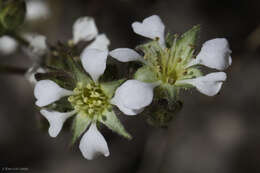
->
[68,82,110,119]
[145,48,197,85]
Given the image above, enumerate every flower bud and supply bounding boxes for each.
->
[0,0,26,33]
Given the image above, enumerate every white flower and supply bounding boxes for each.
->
[34,45,155,159]
[23,33,48,58]
[0,36,18,55]
[26,0,50,21]
[72,16,110,51]
[110,15,232,96]
[0,33,48,59]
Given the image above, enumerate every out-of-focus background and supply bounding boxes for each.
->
[1,0,260,172]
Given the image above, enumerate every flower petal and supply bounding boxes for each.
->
[26,0,50,21]
[80,48,108,82]
[110,96,143,116]
[23,33,48,58]
[187,38,232,70]
[176,72,227,96]
[132,15,165,45]
[73,17,98,44]
[25,64,46,85]
[0,36,18,55]
[34,80,73,107]
[87,34,110,51]
[79,123,110,160]
[40,109,76,137]
[109,48,144,63]
[112,80,157,110]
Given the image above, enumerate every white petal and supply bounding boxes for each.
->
[34,80,73,107]
[25,65,46,85]
[0,36,18,55]
[132,15,165,46]
[176,72,227,96]
[26,0,50,21]
[40,109,75,137]
[110,96,143,116]
[79,123,109,160]
[73,17,98,44]
[109,48,144,63]
[23,33,48,57]
[187,38,232,70]
[80,48,108,82]
[112,80,156,110]
[87,34,110,51]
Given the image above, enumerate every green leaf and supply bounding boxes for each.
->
[99,110,132,140]
[71,114,91,144]
[175,25,200,63]
[134,65,158,83]
[100,79,125,98]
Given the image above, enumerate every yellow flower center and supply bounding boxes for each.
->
[68,82,109,118]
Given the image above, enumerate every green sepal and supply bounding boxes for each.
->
[155,83,179,103]
[0,0,26,31]
[71,114,92,144]
[64,56,91,84]
[99,109,132,140]
[165,33,178,48]
[137,40,163,68]
[134,65,158,83]
[44,96,74,112]
[175,25,200,63]
[46,42,91,84]
[100,79,125,98]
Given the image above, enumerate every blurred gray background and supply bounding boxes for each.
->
[1,0,260,172]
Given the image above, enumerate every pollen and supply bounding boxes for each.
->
[68,82,109,118]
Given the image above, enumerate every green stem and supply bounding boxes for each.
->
[0,64,27,75]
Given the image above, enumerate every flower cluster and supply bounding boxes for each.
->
[0,1,232,160]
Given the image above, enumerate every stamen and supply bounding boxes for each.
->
[68,82,109,118]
